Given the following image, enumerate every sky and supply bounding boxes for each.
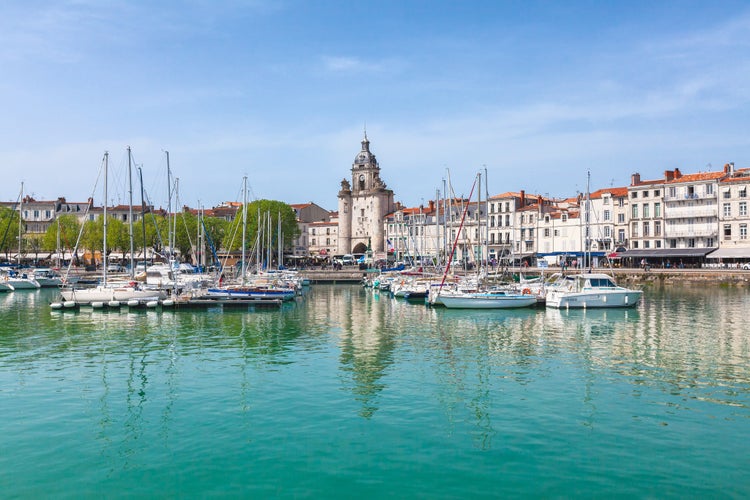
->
[2,0,750,211]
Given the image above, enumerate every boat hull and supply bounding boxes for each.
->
[59,286,166,305]
[546,289,642,309]
[438,293,537,309]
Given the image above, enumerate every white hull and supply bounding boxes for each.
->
[0,282,14,292]
[35,277,63,287]
[546,289,642,308]
[545,273,643,309]
[60,285,166,305]
[438,291,537,309]
[6,278,41,289]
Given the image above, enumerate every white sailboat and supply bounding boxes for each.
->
[56,151,166,308]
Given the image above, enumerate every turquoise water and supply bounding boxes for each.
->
[1,285,749,498]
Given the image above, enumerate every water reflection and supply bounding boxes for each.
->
[1,285,749,451]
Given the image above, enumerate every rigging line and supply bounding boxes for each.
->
[435,173,479,298]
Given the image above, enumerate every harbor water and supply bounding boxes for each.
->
[1,285,749,497]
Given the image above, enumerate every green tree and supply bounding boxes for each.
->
[202,216,229,259]
[42,215,81,255]
[227,200,300,260]
[0,207,20,260]
[133,213,164,260]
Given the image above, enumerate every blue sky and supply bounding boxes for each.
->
[2,1,749,210]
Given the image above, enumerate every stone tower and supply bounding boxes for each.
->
[337,133,395,254]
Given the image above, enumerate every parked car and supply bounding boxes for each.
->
[107,263,124,272]
[742,263,750,270]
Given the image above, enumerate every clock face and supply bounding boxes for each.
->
[359,175,365,181]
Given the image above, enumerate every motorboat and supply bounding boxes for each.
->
[545,273,642,309]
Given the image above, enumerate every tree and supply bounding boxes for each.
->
[0,207,20,260]
[202,216,229,255]
[41,215,81,266]
[226,200,301,263]
[42,215,81,255]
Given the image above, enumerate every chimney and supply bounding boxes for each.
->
[428,200,435,212]
[674,168,682,179]
[520,190,526,207]
[664,170,673,182]
[631,173,641,185]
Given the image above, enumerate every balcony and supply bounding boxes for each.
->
[664,208,718,219]
[665,228,718,238]
[664,191,716,202]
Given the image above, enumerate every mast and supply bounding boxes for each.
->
[241,176,247,284]
[138,166,147,272]
[585,170,591,271]
[166,151,172,261]
[102,152,108,286]
[18,181,23,265]
[127,147,135,278]
[277,211,282,269]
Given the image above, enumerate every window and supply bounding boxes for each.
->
[490,215,495,227]
[603,196,610,205]
[561,214,567,222]
[654,202,661,217]
[360,209,365,217]
[643,204,650,218]
[643,191,649,198]
[740,202,747,217]
[603,210,611,221]
[544,228,550,237]
[618,198,624,208]
[644,240,650,248]
[311,238,316,245]
[654,221,661,236]
[706,184,714,195]
[723,190,731,199]
[643,221,650,236]
[656,240,662,248]
[654,190,660,196]
[669,187,676,198]
[740,187,747,198]
[688,238,696,248]
[618,213,625,223]
[632,205,639,218]
[604,226,611,238]
[724,224,732,240]
[741,224,747,240]
[631,191,638,199]
[723,203,731,217]
[326,238,330,245]
[631,221,639,237]
[618,229,625,243]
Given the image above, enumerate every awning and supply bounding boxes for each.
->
[706,247,750,259]
[618,248,716,259]
[536,251,607,257]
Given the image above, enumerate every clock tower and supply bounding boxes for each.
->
[337,133,395,255]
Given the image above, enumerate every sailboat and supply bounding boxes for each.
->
[545,172,642,309]
[1,183,41,290]
[430,172,536,309]
[55,151,166,308]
